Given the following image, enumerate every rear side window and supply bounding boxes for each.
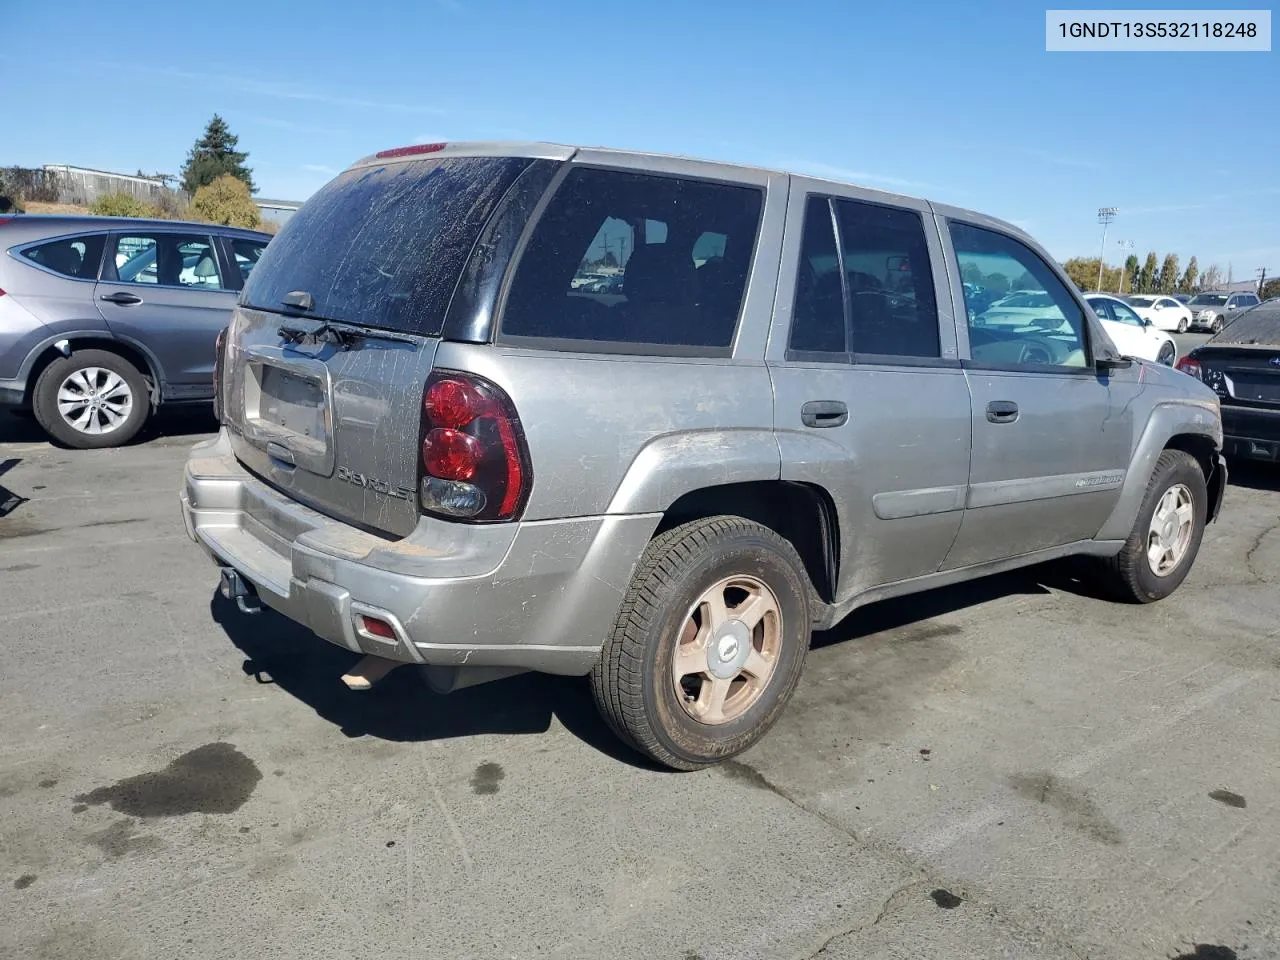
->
[833,198,939,358]
[500,167,764,350]
[112,233,225,289]
[788,195,941,359]
[21,234,105,279]
[241,157,530,335]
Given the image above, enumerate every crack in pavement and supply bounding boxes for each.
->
[1244,519,1280,583]
[791,878,930,960]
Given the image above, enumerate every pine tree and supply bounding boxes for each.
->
[1138,252,1158,293]
[1179,257,1199,293]
[1124,254,1139,294]
[1157,253,1180,293]
[181,115,255,195]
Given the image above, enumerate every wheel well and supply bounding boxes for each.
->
[656,481,839,603]
[23,338,159,408]
[1165,433,1223,522]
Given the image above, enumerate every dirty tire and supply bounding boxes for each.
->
[590,516,812,771]
[1101,449,1207,603]
[32,349,149,449]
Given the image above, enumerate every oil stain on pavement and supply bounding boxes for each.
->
[74,743,261,817]
[1007,771,1123,845]
[470,762,505,795]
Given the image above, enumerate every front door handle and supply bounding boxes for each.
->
[986,400,1019,424]
[801,400,849,428]
[100,291,143,305]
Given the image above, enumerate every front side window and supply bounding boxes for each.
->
[21,234,105,279]
[501,167,764,349]
[114,234,225,289]
[950,222,1088,369]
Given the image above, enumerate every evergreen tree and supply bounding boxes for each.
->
[181,115,255,195]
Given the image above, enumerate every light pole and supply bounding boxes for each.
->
[1096,207,1118,292]
[1116,239,1135,293]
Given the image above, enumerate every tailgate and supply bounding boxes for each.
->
[1197,345,1280,409]
[223,305,439,539]
[220,153,536,539]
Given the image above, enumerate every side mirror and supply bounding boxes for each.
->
[1096,355,1133,372]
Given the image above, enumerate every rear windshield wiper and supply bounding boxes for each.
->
[277,317,417,348]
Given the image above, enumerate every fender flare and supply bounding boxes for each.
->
[605,428,782,515]
[1096,399,1223,541]
[15,329,167,404]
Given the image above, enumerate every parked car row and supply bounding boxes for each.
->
[0,215,271,447]
[1125,291,1261,334]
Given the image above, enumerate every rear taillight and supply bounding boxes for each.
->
[419,370,531,522]
[1175,356,1201,379]
[212,326,228,422]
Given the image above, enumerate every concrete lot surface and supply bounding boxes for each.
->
[1,406,1277,960]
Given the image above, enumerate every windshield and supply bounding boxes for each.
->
[1190,294,1228,306]
[241,156,531,335]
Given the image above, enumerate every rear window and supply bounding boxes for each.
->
[500,167,764,351]
[21,234,105,279]
[1211,302,1280,344]
[240,156,530,335]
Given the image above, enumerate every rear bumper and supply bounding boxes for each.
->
[181,430,659,674]
[1222,403,1280,462]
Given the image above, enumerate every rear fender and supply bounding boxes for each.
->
[605,429,782,515]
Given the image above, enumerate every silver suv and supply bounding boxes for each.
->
[0,215,271,447]
[182,142,1227,770]
[1187,290,1262,333]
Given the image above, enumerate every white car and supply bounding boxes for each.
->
[1085,294,1178,366]
[1125,295,1194,333]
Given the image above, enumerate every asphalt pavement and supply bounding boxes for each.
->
[1,407,1278,960]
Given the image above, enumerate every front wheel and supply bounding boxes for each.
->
[1212,314,1224,334]
[1157,340,1176,366]
[590,516,813,770]
[1100,450,1207,603]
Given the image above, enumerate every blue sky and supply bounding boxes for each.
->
[3,0,1276,274]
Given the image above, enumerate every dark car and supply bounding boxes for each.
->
[0,215,272,447]
[1176,300,1280,462]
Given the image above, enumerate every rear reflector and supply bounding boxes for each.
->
[375,143,447,159]
[359,615,396,640]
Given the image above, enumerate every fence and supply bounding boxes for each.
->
[40,165,175,205]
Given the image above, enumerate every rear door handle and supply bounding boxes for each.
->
[100,291,143,305]
[986,400,1019,423]
[801,400,848,428]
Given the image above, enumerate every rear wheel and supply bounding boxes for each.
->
[32,350,150,449]
[1100,450,1206,603]
[1176,317,1188,334]
[590,516,812,770]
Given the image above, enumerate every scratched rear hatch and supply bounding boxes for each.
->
[220,154,536,539]
[1194,304,1280,411]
